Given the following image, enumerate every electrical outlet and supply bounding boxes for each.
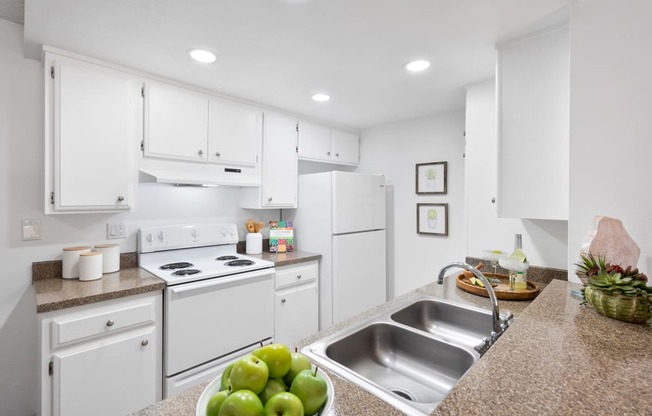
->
[107,222,127,239]
[22,219,41,241]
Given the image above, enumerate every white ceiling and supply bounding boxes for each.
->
[23,0,569,129]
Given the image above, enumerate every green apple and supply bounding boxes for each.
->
[205,389,229,416]
[230,355,269,394]
[253,343,292,379]
[264,392,304,416]
[258,378,287,405]
[282,351,311,387]
[218,389,264,416]
[220,363,234,391]
[290,369,328,416]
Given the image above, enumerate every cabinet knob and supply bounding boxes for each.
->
[215,152,221,157]
[268,197,273,202]
[117,195,124,202]
[492,197,496,204]
[327,151,331,156]
[335,153,340,157]
[141,339,149,347]
[106,320,115,327]
[198,150,204,156]
[281,298,287,304]
[297,274,302,280]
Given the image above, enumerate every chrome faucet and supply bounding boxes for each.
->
[438,262,513,355]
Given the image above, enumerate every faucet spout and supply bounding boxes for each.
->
[437,262,505,344]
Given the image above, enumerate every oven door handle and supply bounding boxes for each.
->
[168,268,274,295]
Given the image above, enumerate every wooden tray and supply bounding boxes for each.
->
[455,272,540,301]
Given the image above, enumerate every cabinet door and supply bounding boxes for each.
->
[144,81,209,162]
[275,282,318,347]
[331,129,359,165]
[297,120,332,161]
[497,25,569,220]
[52,59,137,211]
[208,98,260,167]
[52,327,157,416]
[261,112,298,207]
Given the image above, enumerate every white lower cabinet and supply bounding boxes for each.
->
[39,292,162,416]
[274,261,319,347]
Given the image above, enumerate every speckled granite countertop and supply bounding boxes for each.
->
[34,268,166,313]
[245,250,321,267]
[131,275,544,416]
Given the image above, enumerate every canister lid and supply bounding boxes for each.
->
[80,252,102,256]
[63,246,91,251]
[95,244,119,248]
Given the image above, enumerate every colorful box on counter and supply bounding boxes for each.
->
[269,221,294,253]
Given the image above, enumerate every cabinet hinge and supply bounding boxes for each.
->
[141,86,145,97]
[48,360,53,376]
[140,141,144,152]
[295,122,299,133]
[50,192,55,205]
[295,146,298,153]
[463,130,466,137]
[50,66,55,79]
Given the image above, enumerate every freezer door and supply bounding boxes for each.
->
[331,230,386,325]
[332,172,385,234]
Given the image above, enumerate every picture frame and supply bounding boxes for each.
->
[417,203,448,236]
[415,161,447,194]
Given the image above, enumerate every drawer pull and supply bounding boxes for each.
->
[281,298,287,304]
[297,274,302,279]
[141,339,149,347]
[106,320,115,327]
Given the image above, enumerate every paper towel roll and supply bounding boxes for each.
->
[62,246,91,279]
[95,244,120,273]
[79,252,103,281]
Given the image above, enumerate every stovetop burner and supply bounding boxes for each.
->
[171,269,201,276]
[216,255,239,261]
[226,259,255,266]
[160,262,194,270]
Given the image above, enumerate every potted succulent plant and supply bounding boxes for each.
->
[576,253,652,326]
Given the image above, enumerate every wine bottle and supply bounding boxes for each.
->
[509,234,528,290]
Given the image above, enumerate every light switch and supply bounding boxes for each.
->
[22,219,41,241]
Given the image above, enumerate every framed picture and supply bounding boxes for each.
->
[416,161,447,194]
[417,203,448,236]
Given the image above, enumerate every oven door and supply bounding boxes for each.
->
[164,268,274,378]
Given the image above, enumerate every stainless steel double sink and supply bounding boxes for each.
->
[303,296,503,415]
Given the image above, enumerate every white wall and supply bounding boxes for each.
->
[568,0,652,278]
[358,112,466,298]
[465,80,568,269]
[0,19,279,415]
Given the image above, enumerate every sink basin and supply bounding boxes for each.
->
[390,299,494,349]
[303,295,501,415]
[326,323,475,405]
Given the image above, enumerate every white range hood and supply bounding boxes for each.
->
[138,159,261,187]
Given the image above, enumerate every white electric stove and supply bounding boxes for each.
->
[138,223,275,398]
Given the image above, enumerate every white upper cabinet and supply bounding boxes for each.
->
[331,129,360,164]
[297,120,359,165]
[144,81,209,162]
[208,97,260,167]
[45,52,139,213]
[241,112,298,208]
[497,23,569,220]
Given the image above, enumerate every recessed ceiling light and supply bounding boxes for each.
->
[188,49,217,63]
[405,60,431,72]
[312,93,331,102]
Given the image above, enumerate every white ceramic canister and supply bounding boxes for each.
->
[62,246,91,279]
[246,233,263,254]
[95,244,120,273]
[79,252,103,281]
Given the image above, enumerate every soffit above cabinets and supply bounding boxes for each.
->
[24,0,570,129]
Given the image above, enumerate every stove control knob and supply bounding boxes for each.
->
[192,228,200,239]
[220,227,227,237]
[146,233,155,244]
[157,231,167,242]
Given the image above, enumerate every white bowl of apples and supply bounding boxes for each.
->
[196,343,333,416]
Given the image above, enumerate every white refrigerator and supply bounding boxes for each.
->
[292,171,386,329]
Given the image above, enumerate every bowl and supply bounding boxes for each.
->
[498,257,529,272]
[196,368,334,416]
